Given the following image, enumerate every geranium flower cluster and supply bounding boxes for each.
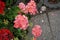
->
[32,25,42,40]
[0,0,5,14]
[14,15,29,30]
[0,28,14,40]
[32,25,42,37]
[18,0,38,15]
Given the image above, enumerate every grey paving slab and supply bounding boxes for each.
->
[28,13,53,40]
[48,10,60,40]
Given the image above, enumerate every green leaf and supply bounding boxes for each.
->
[6,0,13,7]
[18,29,21,33]
[5,6,20,21]
[6,0,17,7]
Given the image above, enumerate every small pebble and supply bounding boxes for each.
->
[42,20,44,23]
[41,6,46,11]
[40,11,42,13]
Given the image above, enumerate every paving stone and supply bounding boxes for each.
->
[48,10,60,40]
[28,13,53,40]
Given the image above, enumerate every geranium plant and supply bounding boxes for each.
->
[0,0,42,40]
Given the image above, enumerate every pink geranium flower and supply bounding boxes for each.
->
[18,2,28,13]
[14,15,29,30]
[32,25,42,40]
[18,2,25,10]
[26,0,38,15]
[32,25,42,37]
[18,0,38,15]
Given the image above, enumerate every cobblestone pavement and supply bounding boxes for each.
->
[28,10,60,40]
